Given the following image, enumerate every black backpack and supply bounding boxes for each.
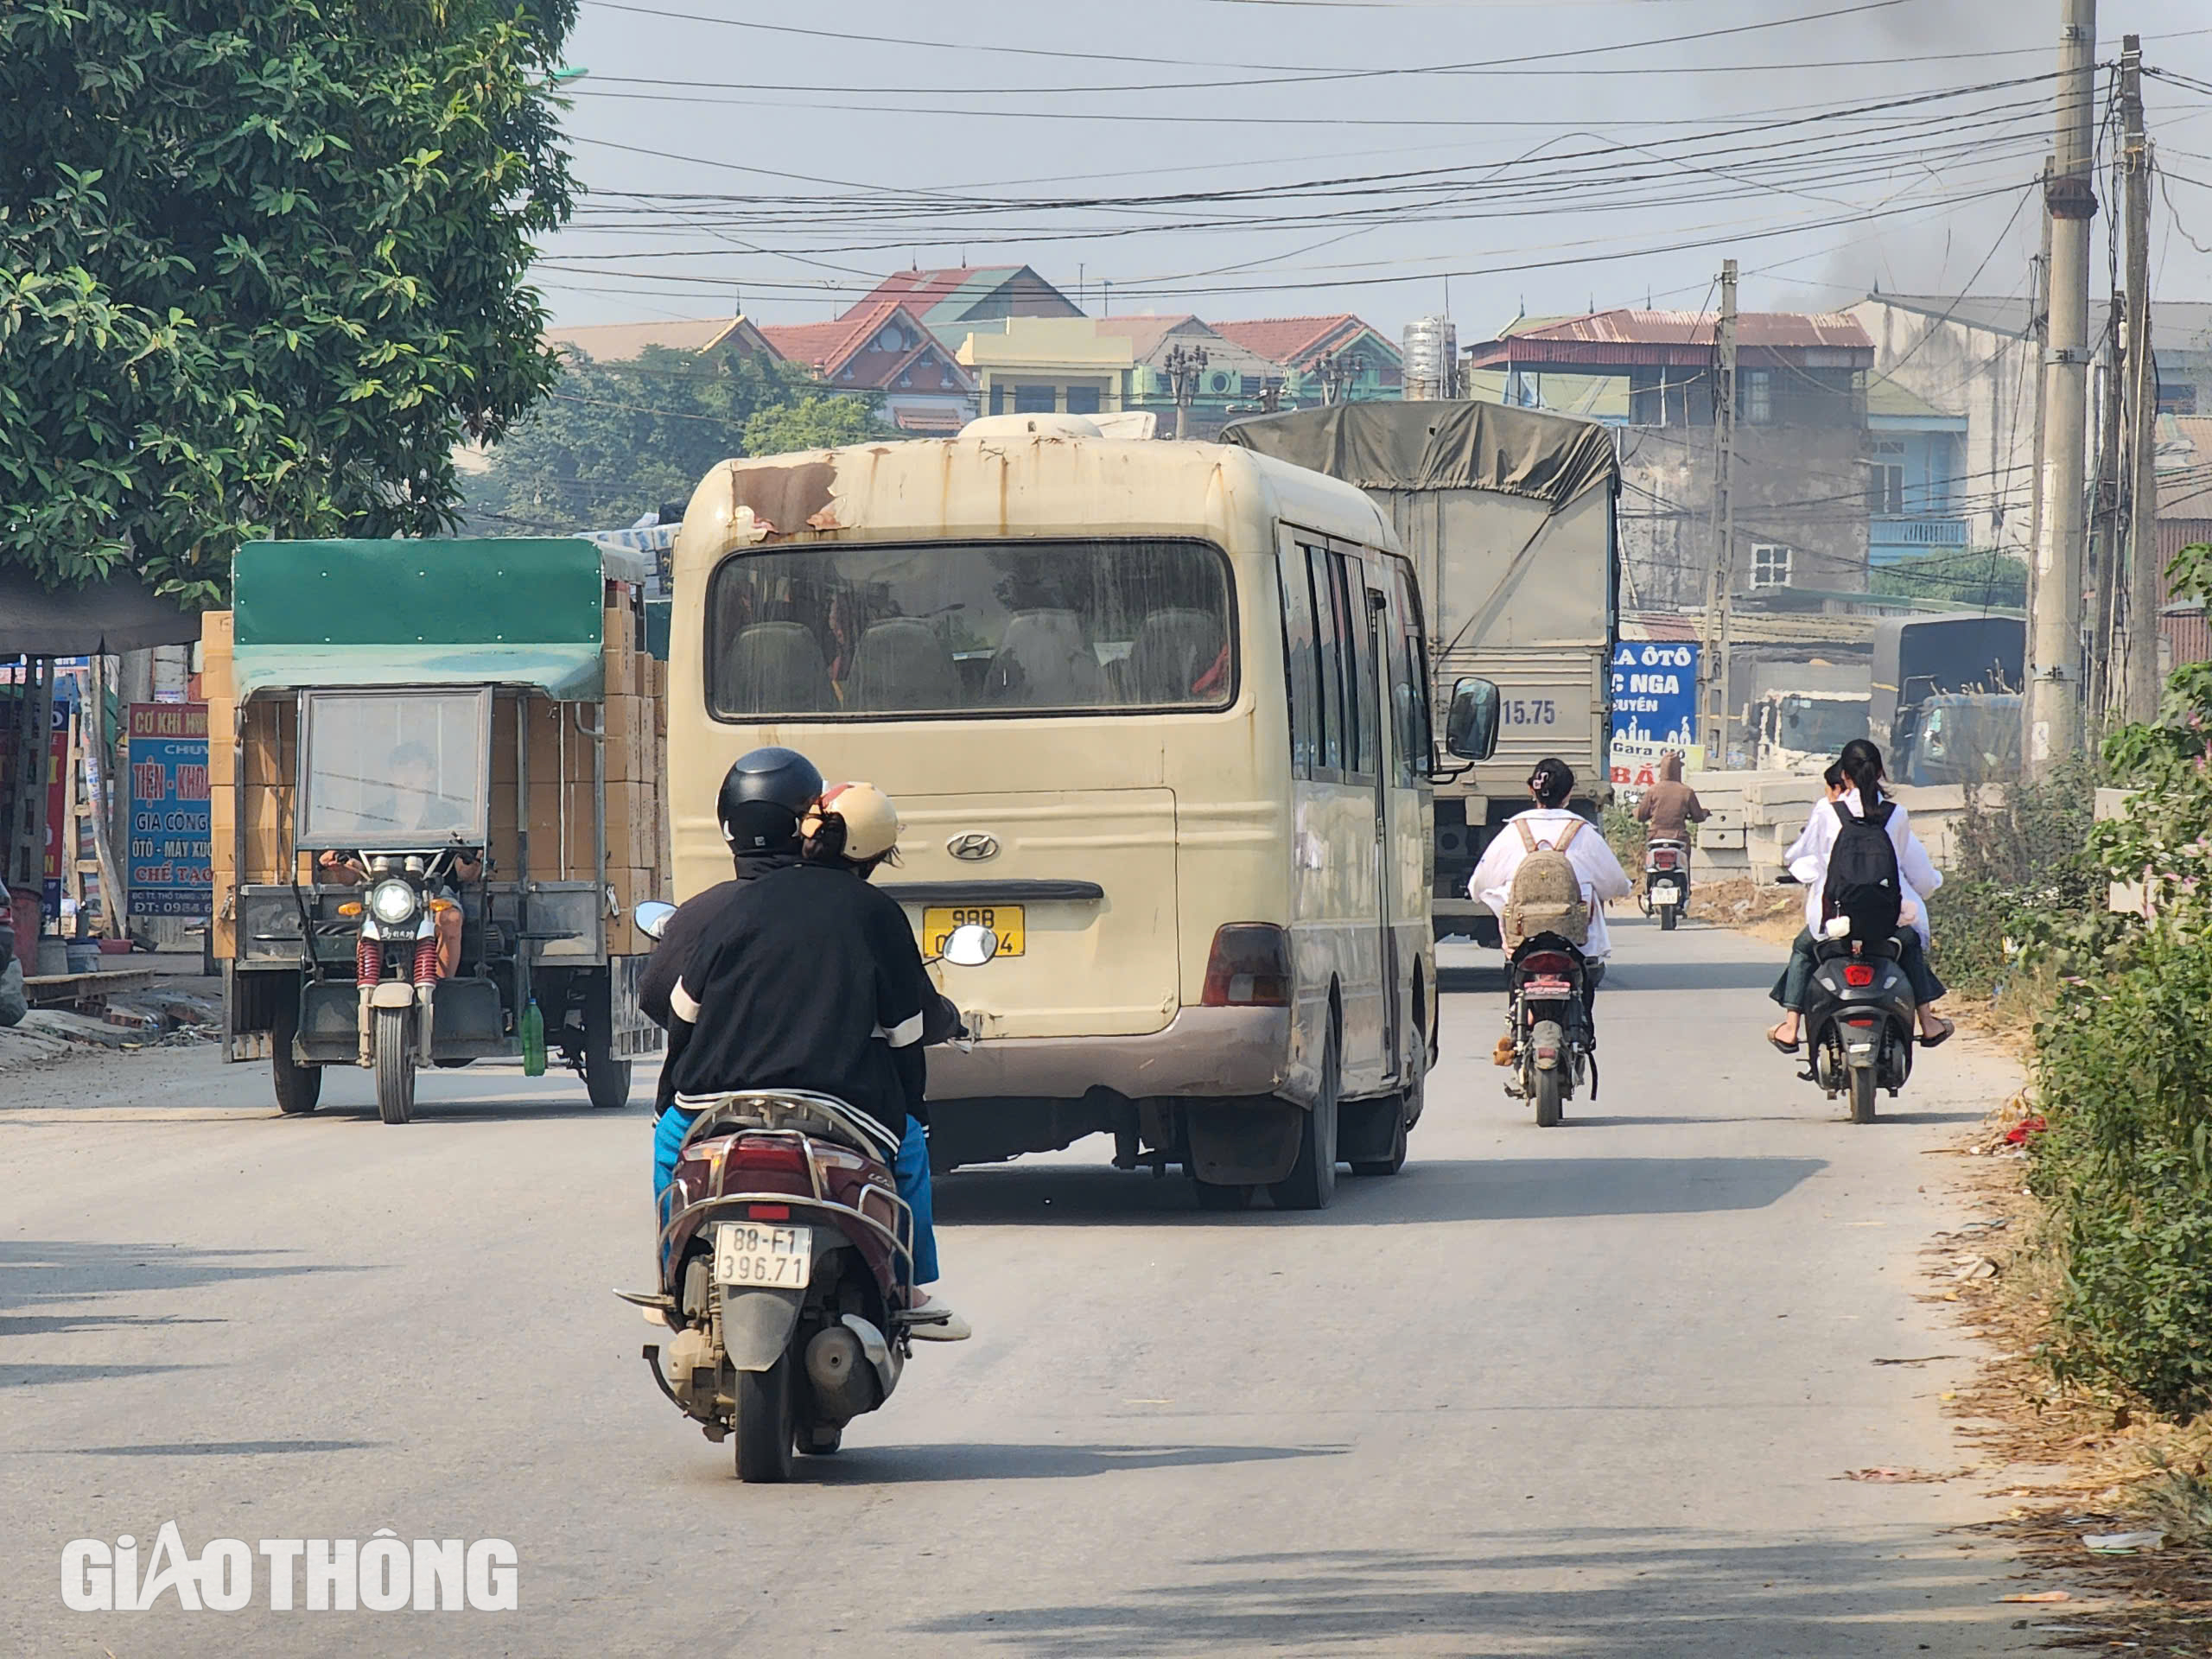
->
[1822,798,1902,941]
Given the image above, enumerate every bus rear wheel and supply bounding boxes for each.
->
[1270,1027,1339,1211]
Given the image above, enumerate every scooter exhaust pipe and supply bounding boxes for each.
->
[804,1325,880,1420]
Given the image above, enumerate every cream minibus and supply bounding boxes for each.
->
[665,416,1497,1211]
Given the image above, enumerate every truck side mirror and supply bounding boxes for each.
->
[1444,677,1501,761]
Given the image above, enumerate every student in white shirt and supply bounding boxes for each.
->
[1471,758,1635,963]
[1766,742,1952,1051]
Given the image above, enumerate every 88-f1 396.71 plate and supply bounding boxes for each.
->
[714,1222,812,1288]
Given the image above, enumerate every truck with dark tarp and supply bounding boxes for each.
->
[1869,613,2024,787]
[1224,401,1618,939]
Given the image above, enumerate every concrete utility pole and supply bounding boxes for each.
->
[2088,298,2125,726]
[1700,259,1739,763]
[2121,35,2162,721]
[2023,156,2054,697]
[2027,0,2097,776]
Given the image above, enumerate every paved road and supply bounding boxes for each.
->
[2,917,2036,1656]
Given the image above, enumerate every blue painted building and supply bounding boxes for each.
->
[1866,373,1969,566]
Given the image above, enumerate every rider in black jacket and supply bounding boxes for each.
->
[642,752,969,1339]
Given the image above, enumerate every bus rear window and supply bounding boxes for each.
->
[706,538,1236,719]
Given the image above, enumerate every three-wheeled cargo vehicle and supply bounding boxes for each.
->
[205,538,670,1123]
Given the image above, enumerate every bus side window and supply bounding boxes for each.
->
[1277,544,1320,779]
[1306,543,1344,777]
[1384,561,1426,785]
[1329,550,1373,781]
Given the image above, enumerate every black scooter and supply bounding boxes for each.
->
[1796,917,1917,1124]
[1505,933,1594,1128]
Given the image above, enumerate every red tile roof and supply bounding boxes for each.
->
[756,301,975,393]
[1212,315,1377,367]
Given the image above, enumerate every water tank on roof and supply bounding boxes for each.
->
[1402,315,1459,401]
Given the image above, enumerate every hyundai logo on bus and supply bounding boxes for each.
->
[947,833,1001,862]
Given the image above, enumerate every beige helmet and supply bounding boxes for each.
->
[803,781,903,862]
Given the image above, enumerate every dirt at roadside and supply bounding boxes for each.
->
[1918,1101,2212,1651]
[1688,875,1803,946]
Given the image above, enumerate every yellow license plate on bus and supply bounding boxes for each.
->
[923,906,1024,958]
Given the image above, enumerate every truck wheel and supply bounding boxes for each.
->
[270,1005,321,1116]
[582,984,632,1109]
[734,1354,796,1484]
[373,1006,416,1126]
[1270,1027,1339,1211]
[583,1043,632,1110]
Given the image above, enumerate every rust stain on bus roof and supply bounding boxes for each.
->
[726,459,839,539]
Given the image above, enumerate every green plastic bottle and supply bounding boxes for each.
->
[520,997,547,1077]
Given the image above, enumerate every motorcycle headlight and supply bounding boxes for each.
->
[368,879,421,927]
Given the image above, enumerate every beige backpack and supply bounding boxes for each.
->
[1503,818,1590,947]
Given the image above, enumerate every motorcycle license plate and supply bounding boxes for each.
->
[1522,977,1574,998]
[923,905,1023,957]
[1652,883,1681,903]
[713,1223,813,1288]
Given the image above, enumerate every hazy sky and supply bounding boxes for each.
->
[538,0,2212,340]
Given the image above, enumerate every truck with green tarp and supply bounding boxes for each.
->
[204,538,669,1123]
[1224,400,1618,940]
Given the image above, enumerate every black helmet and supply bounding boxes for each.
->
[717,747,823,853]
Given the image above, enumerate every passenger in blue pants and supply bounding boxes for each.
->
[640,753,968,1340]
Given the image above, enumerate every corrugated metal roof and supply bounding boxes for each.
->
[1467,308,1871,371]
[1863,293,2212,350]
[1492,308,1871,351]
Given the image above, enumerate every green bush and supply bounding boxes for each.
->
[2022,539,2212,1414]
[1925,760,2105,996]
[1600,802,1647,874]
[2032,922,2212,1414]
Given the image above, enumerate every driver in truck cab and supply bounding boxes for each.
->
[315,741,480,977]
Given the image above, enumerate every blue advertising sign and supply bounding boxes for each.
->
[127,702,213,918]
[1609,642,1701,785]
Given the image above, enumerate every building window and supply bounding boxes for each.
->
[1013,385,1056,415]
[1066,385,1101,416]
[1743,369,1773,424]
[1868,462,1905,516]
[1751,543,1791,588]
[989,385,1006,416]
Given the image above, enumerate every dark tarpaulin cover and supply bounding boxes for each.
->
[0,565,203,656]
[1222,400,1618,505]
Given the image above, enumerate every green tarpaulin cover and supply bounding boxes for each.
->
[232,538,630,698]
[1222,400,1618,505]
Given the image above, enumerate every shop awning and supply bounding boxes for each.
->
[0,565,206,656]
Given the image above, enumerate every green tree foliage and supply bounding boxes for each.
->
[2020,542,2212,1414]
[1868,547,2027,612]
[0,0,577,604]
[460,347,886,533]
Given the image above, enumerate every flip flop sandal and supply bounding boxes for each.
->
[1766,1024,1802,1053]
[1918,1018,1955,1048]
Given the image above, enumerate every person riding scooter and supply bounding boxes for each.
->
[1765,740,1953,1052]
[797,781,968,1339]
[1471,758,1632,1060]
[645,749,971,1340]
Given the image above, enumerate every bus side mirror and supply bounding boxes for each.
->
[1444,677,1501,761]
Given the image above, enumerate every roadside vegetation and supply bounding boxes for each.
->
[1922,543,2212,1573]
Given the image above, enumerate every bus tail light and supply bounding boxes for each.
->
[1202,925,1292,1007]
